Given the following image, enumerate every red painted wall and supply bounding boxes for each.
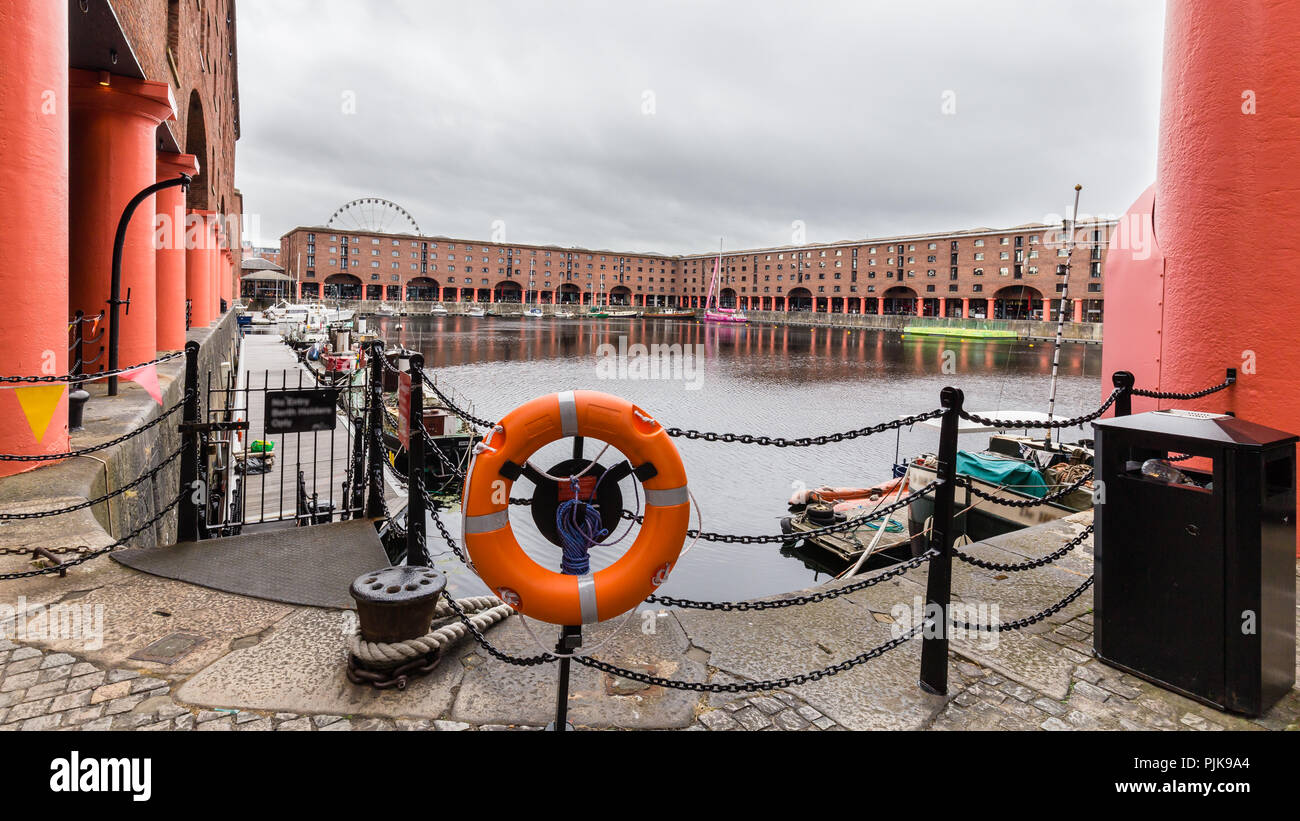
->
[1102,0,1300,553]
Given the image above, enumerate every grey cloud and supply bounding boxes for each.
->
[236,0,1164,252]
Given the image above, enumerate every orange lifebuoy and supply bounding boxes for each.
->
[462,390,690,625]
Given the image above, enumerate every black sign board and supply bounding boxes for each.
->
[264,388,339,434]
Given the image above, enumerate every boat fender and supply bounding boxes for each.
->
[461,390,689,625]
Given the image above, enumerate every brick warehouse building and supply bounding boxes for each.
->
[0,1,241,470]
[278,219,1112,321]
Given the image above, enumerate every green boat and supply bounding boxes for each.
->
[901,325,1017,339]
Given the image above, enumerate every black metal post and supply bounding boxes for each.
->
[1111,371,1134,417]
[177,341,202,542]
[365,341,387,519]
[107,174,191,395]
[550,625,583,731]
[406,353,428,565]
[68,312,90,431]
[919,386,963,695]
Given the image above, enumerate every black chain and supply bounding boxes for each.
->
[647,547,936,611]
[1131,377,1233,400]
[0,493,184,580]
[950,575,1094,632]
[620,482,935,544]
[420,372,495,430]
[952,523,1093,572]
[0,399,185,462]
[960,469,1093,508]
[436,589,555,667]
[958,389,1120,430]
[0,351,183,384]
[426,496,475,570]
[0,447,182,521]
[663,408,944,447]
[574,620,925,692]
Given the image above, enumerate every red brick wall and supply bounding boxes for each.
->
[278,221,1108,311]
[114,0,241,289]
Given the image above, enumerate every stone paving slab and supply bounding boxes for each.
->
[674,576,949,730]
[175,608,464,719]
[904,517,1096,700]
[451,610,706,729]
[21,570,296,676]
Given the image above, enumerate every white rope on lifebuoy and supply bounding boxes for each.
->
[347,596,513,668]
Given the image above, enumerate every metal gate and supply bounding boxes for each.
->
[184,345,370,538]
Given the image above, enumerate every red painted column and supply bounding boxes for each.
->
[220,247,233,311]
[68,70,174,368]
[1102,0,1300,552]
[1071,299,1082,323]
[155,152,197,350]
[0,1,69,472]
[208,220,220,318]
[207,221,221,317]
[961,297,969,318]
[185,210,216,326]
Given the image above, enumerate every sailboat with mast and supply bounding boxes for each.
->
[704,239,748,323]
[524,258,543,317]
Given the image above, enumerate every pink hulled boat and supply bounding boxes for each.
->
[703,241,748,324]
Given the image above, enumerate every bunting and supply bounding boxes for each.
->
[13,384,66,442]
[119,364,163,405]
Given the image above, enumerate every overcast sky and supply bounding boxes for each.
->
[235,0,1166,254]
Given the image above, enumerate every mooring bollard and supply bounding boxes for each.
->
[350,566,447,643]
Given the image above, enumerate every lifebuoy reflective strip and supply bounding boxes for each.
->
[462,390,689,625]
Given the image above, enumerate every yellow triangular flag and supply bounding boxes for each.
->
[14,384,65,442]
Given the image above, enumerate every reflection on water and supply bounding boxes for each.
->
[377,315,1102,603]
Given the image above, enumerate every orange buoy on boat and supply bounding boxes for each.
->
[462,390,690,625]
[788,478,907,507]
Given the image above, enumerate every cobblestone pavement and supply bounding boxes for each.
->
[4,611,1294,731]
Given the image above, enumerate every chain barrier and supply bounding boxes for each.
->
[0,447,183,521]
[663,408,944,447]
[958,389,1120,430]
[620,481,935,544]
[950,575,1094,633]
[574,620,925,693]
[436,587,555,667]
[1131,376,1234,400]
[0,399,185,462]
[952,523,1093,572]
[0,350,183,384]
[420,371,495,430]
[960,469,1093,509]
[647,547,937,611]
[0,493,184,580]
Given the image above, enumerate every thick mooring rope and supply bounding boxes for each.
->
[347,595,512,668]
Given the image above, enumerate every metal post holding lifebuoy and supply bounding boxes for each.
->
[548,625,582,731]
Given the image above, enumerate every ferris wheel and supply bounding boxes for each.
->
[326,197,421,235]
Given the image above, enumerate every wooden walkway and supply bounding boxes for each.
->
[225,334,398,529]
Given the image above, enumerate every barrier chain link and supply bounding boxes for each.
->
[958,389,1120,430]
[0,399,185,462]
[952,523,1093,572]
[0,447,183,522]
[663,408,945,447]
[0,493,185,580]
[0,350,184,384]
[951,575,1095,633]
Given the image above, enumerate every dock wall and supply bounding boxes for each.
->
[320,299,1104,342]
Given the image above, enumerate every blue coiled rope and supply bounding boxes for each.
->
[557,477,608,575]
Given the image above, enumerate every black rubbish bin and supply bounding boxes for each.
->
[1092,409,1296,716]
